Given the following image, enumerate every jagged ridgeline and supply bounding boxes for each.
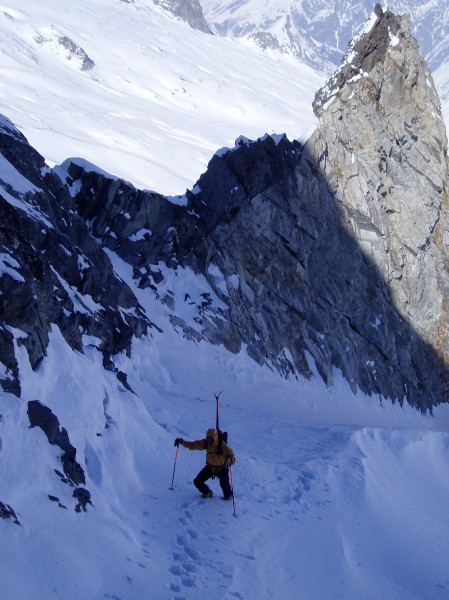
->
[1,7,448,412]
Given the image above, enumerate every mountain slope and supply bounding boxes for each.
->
[44,7,447,412]
[2,0,449,197]
[1,4,449,600]
[0,0,322,196]
[1,6,448,413]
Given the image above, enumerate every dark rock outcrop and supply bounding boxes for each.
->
[27,400,93,512]
[0,500,20,525]
[73,487,93,513]
[0,115,154,395]
[27,400,85,486]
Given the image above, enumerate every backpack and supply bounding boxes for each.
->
[204,429,228,454]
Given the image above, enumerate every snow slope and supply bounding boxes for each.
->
[0,0,322,196]
[1,252,449,599]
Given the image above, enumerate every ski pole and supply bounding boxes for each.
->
[229,465,236,517]
[169,445,179,490]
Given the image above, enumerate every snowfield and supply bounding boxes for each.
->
[1,1,449,599]
[0,0,322,196]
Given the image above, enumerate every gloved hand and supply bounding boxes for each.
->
[174,438,184,447]
[225,456,235,466]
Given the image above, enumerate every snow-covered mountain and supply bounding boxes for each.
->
[2,0,449,200]
[0,0,322,196]
[201,0,449,72]
[2,0,449,197]
[2,2,449,600]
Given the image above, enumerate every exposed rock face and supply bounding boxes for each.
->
[183,134,448,411]
[27,400,93,512]
[34,29,95,71]
[309,7,449,385]
[0,115,153,396]
[61,9,449,411]
[152,0,212,34]
[66,129,449,411]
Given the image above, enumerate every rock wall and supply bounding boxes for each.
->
[0,116,153,396]
[310,6,449,382]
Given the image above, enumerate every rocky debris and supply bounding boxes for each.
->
[48,494,68,509]
[248,31,284,54]
[117,370,136,394]
[54,469,74,486]
[58,35,95,71]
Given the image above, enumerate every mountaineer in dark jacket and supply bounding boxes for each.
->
[174,428,236,499]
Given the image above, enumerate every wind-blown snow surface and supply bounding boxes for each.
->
[2,253,449,599]
[0,0,322,196]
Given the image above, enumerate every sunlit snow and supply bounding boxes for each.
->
[0,0,323,196]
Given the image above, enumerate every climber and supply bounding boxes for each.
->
[174,428,236,499]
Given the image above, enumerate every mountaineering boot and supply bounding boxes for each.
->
[222,494,233,501]
[202,489,213,499]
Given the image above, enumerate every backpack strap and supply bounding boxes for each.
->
[217,430,228,455]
